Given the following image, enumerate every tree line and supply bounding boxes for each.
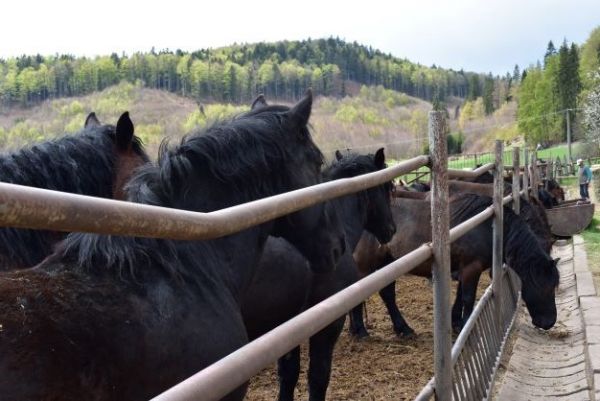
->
[0,38,505,108]
[517,27,600,147]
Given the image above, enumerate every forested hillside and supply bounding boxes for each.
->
[0,38,509,109]
[0,82,434,160]
[517,26,600,152]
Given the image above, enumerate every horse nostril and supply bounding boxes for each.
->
[390,224,397,235]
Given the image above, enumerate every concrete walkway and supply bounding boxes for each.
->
[494,236,598,400]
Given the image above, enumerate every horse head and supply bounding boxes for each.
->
[364,148,396,243]
[83,112,149,200]
[520,255,560,330]
[261,92,345,273]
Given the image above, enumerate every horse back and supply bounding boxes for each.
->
[0,267,247,400]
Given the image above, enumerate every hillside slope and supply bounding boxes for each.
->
[0,82,436,159]
[0,81,518,159]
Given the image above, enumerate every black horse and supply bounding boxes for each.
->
[0,112,149,271]
[0,92,345,401]
[242,148,396,401]
[352,193,559,337]
[377,179,553,334]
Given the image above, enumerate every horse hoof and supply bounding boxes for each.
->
[350,329,370,339]
[396,329,417,339]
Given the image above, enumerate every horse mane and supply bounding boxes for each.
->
[546,179,560,191]
[59,106,321,283]
[129,105,322,208]
[449,193,559,291]
[0,125,146,268]
[325,152,379,179]
[324,151,393,199]
[0,125,145,196]
[518,195,553,252]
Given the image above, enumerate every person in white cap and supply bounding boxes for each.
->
[577,159,592,200]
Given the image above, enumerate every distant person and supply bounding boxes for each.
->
[577,159,592,200]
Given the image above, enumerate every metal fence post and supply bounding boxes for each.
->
[512,147,520,215]
[530,151,538,200]
[429,111,452,400]
[523,148,530,201]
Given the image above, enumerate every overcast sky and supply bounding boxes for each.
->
[2,0,598,75]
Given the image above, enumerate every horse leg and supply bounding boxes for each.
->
[307,317,345,401]
[277,346,301,401]
[379,280,415,337]
[451,281,464,334]
[348,302,369,338]
[459,264,483,329]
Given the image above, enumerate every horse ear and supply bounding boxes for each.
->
[115,112,134,150]
[288,89,313,128]
[335,150,343,161]
[84,112,101,128]
[374,148,385,169]
[251,94,268,110]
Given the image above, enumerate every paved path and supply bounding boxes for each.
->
[495,237,597,400]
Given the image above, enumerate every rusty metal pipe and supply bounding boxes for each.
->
[447,163,494,179]
[0,156,429,239]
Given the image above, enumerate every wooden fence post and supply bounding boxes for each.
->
[429,111,452,401]
[512,147,520,215]
[531,152,538,200]
[523,148,530,201]
[493,140,505,296]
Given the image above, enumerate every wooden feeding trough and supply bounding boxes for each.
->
[547,199,595,237]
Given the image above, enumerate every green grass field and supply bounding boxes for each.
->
[536,143,584,161]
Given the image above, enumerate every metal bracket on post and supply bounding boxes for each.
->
[523,148,530,201]
[429,111,452,401]
[512,147,520,215]
[493,140,504,296]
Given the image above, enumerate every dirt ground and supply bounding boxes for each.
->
[246,274,490,401]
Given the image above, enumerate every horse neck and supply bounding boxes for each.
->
[502,210,545,277]
[209,225,273,304]
[335,194,368,251]
[0,135,115,198]
[390,198,431,251]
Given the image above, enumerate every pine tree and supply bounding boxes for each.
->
[544,41,557,64]
[512,64,521,83]
[467,74,481,100]
[483,74,495,115]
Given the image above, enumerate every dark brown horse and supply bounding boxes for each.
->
[384,180,553,332]
[351,194,559,336]
[242,148,395,401]
[0,92,346,401]
[0,112,149,271]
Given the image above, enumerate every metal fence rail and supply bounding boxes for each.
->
[0,156,429,240]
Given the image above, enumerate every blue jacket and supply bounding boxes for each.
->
[580,165,592,184]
